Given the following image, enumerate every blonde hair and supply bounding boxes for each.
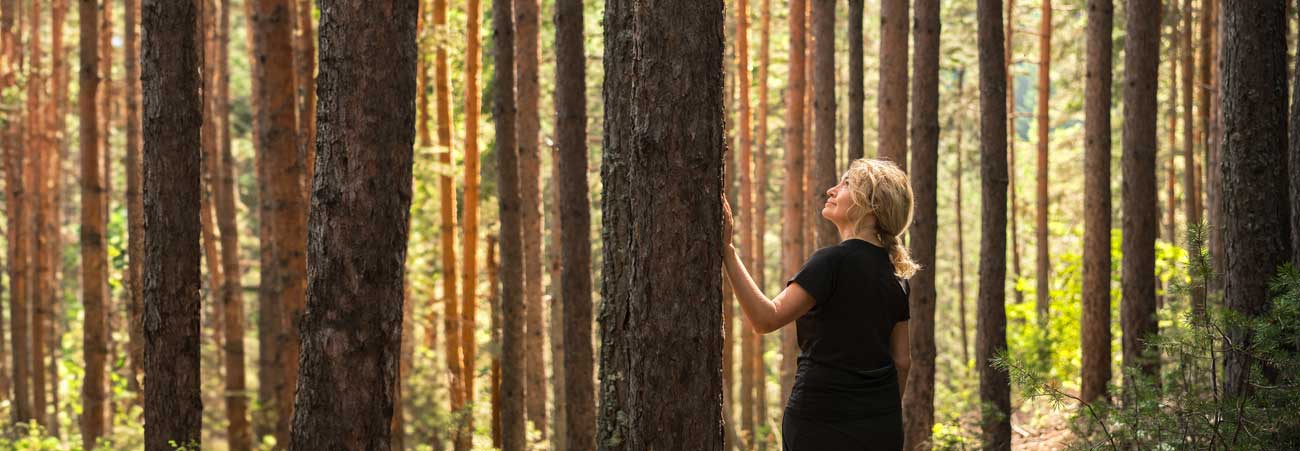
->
[841,158,919,279]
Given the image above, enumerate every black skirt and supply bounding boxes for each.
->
[781,358,903,451]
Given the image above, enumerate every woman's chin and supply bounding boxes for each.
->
[820,207,833,221]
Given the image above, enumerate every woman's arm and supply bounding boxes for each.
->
[890,321,910,396]
[723,244,816,334]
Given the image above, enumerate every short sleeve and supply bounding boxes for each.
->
[787,248,838,305]
[898,278,911,322]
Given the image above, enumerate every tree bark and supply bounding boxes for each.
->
[46,0,70,430]
[904,0,939,448]
[1121,0,1160,392]
[81,0,110,443]
[1220,0,1291,398]
[0,0,20,420]
[488,235,502,448]
[142,0,204,447]
[433,0,466,446]
[1081,0,1113,405]
[1035,0,1051,325]
[597,0,725,448]
[811,0,836,248]
[879,0,908,165]
[125,0,145,402]
[780,0,805,413]
[977,0,1011,448]
[285,2,416,448]
[28,0,47,427]
[546,144,566,451]
[555,0,593,448]
[514,0,547,435]
[847,0,862,162]
[492,0,525,448]
[461,0,482,442]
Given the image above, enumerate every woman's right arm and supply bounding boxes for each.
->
[722,244,815,334]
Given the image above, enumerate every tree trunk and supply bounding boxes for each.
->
[878,0,907,165]
[1181,0,1198,232]
[252,0,304,443]
[598,0,725,448]
[285,2,416,448]
[80,0,110,442]
[28,0,47,427]
[780,0,806,413]
[513,0,547,436]
[491,0,525,448]
[294,0,315,186]
[461,0,482,443]
[433,0,466,446]
[847,0,862,161]
[142,0,204,447]
[955,68,970,368]
[754,0,772,444]
[1006,0,1024,307]
[977,0,1011,448]
[546,144,566,451]
[1220,0,1291,398]
[1292,9,1300,267]
[555,0,593,447]
[1035,0,1051,325]
[47,0,70,431]
[488,235,502,448]
[1081,0,1114,405]
[125,0,145,402]
[1121,0,1160,392]
[0,0,18,418]
[811,0,836,248]
[1166,18,1178,247]
[735,0,754,443]
[904,0,939,448]
[1206,0,1225,284]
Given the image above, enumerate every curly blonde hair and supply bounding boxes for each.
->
[841,158,919,279]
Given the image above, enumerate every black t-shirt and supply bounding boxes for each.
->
[787,238,910,371]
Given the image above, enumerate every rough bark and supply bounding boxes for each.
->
[125,0,145,401]
[879,0,908,165]
[597,0,725,448]
[1081,0,1113,405]
[977,0,1011,448]
[513,0,547,436]
[433,0,466,446]
[555,0,593,448]
[1035,0,1051,324]
[252,0,304,443]
[492,0,525,447]
[903,0,939,448]
[285,1,416,448]
[1220,0,1291,397]
[81,0,110,443]
[811,0,836,248]
[142,0,204,447]
[1121,0,1160,391]
[847,0,862,162]
[780,0,806,412]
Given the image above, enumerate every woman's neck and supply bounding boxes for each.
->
[837,225,883,247]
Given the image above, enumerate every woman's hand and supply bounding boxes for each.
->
[721,195,735,248]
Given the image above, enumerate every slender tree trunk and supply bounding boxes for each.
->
[903,0,939,448]
[294,0,315,185]
[1121,0,1161,393]
[1220,0,1291,397]
[47,0,69,431]
[555,0,592,447]
[811,0,836,248]
[1006,0,1024,307]
[753,0,771,444]
[0,0,16,415]
[142,0,203,447]
[491,0,525,448]
[1182,0,1197,231]
[955,68,970,368]
[735,0,755,443]
[514,0,547,436]
[598,0,725,447]
[81,0,110,443]
[803,0,813,259]
[1166,17,1178,247]
[433,0,465,446]
[546,145,566,451]
[847,0,862,161]
[488,235,502,448]
[285,2,415,449]
[1035,0,1051,325]
[1292,8,1300,267]
[977,0,1011,448]
[780,0,805,413]
[461,1,482,442]
[1081,0,1114,405]
[28,0,47,427]
[125,0,145,401]
[879,0,907,165]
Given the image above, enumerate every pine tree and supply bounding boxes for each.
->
[1081,0,1114,404]
[1121,0,1160,391]
[977,0,1011,447]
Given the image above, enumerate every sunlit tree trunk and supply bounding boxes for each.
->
[28,0,47,427]
[461,0,482,444]
[735,0,754,444]
[779,0,805,413]
[433,0,465,446]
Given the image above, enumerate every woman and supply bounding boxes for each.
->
[722,158,916,451]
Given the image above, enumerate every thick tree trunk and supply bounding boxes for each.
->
[1121,0,1160,392]
[1081,0,1114,405]
[977,0,1011,448]
[142,0,203,447]
[1035,0,1051,325]
[780,0,805,412]
[252,0,305,443]
[125,0,145,401]
[81,0,110,443]
[555,0,592,448]
[1220,0,1291,398]
[491,0,525,448]
[847,0,862,161]
[811,0,836,248]
[514,0,547,435]
[433,0,466,446]
[878,0,907,165]
[903,0,939,448]
[286,2,416,448]
[597,0,725,448]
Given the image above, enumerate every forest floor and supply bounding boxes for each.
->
[1010,397,1078,450]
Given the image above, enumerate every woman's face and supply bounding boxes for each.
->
[821,176,855,226]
